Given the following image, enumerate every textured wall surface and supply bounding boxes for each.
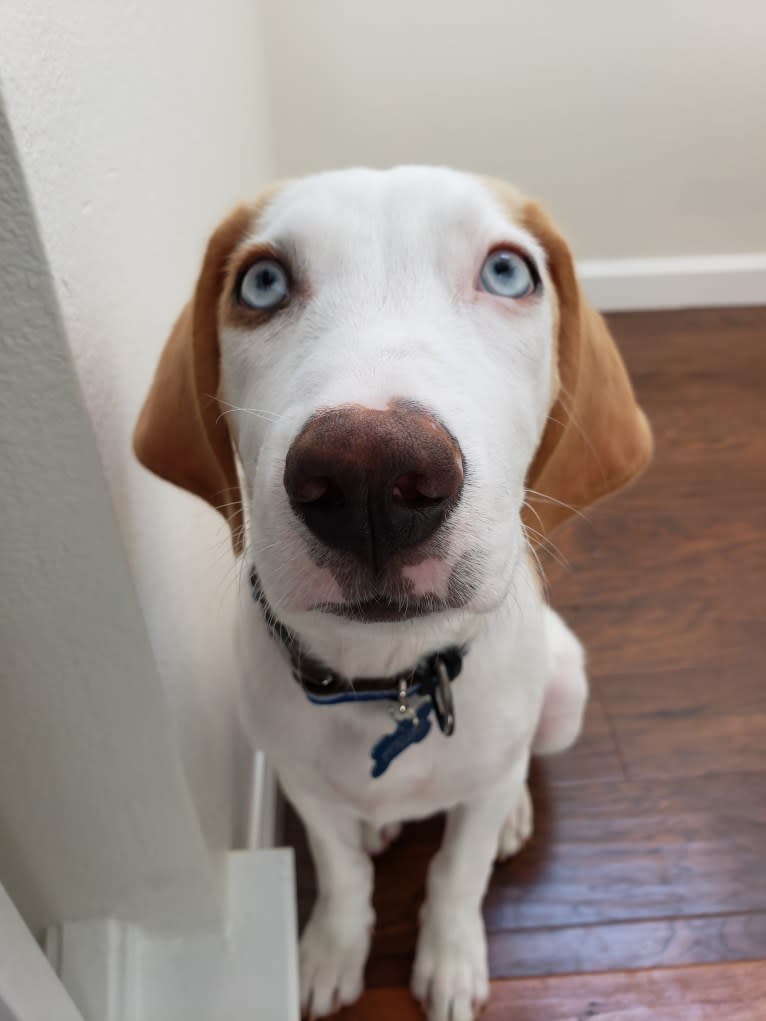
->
[1,1,275,858]
[262,0,766,258]
[0,97,221,934]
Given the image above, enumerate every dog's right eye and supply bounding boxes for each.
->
[479,249,537,299]
[238,259,290,311]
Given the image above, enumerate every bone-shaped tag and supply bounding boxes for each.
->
[370,700,433,778]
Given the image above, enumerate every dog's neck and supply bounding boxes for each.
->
[249,564,531,682]
[279,605,482,681]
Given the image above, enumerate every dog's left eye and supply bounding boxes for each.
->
[238,259,290,310]
[479,249,536,299]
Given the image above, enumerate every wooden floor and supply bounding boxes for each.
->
[285,307,766,1019]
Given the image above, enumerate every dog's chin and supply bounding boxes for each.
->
[312,595,456,623]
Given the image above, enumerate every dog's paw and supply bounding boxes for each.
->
[496,782,533,861]
[362,820,403,856]
[412,907,489,1021]
[300,902,372,1018]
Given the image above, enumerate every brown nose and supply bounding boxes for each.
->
[284,403,464,570]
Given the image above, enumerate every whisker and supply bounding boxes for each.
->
[213,396,283,426]
[523,521,570,573]
[215,499,247,513]
[525,485,589,523]
[522,526,551,600]
[521,496,547,536]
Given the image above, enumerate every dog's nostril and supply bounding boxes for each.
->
[292,476,328,503]
[392,472,447,509]
[292,476,345,510]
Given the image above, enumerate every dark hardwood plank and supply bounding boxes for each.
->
[334,988,421,1020]
[484,771,766,934]
[543,504,766,679]
[600,664,766,779]
[484,960,766,1021]
[488,912,766,979]
[335,960,766,1021]
[536,689,625,786]
[607,306,766,376]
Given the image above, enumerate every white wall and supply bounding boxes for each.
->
[261,0,766,260]
[0,96,221,935]
[1,1,275,858]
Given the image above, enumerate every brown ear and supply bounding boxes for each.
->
[519,199,653,538]
[133,206,253,554]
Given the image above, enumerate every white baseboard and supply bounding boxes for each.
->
[577,253,766,312]
[46,850,300,1021]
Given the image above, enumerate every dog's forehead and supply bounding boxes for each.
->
[248,167,534,262]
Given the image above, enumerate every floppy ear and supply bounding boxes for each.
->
[133,206,253,554]
[518,199,653,538]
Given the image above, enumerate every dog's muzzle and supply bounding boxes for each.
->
[283,401,464,572]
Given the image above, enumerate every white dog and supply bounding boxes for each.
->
[135,167,652,1021]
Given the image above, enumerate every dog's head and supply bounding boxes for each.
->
[135,168,651,625]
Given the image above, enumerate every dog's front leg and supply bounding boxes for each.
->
[412,758,529,1021]
[284,784,374,1017]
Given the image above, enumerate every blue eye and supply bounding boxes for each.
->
[238,259,290,310]
[479,249,536,299]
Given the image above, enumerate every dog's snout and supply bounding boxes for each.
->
[284,403,464,570]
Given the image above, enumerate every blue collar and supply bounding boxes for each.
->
[250,569,466,777]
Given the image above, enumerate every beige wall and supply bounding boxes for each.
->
[261,0,766,259]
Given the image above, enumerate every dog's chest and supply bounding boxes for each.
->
[316,676,539,824]
[237,592,549,826]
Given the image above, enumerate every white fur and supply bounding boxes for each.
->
[223,168,588,1020]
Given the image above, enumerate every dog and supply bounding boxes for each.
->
[134,167,652,1021]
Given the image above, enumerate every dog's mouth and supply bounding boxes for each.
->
[287,548,483,622]
[312,594,450,623]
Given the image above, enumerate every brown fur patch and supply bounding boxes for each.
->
[485,180,653,541]
[133,184,287,553]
